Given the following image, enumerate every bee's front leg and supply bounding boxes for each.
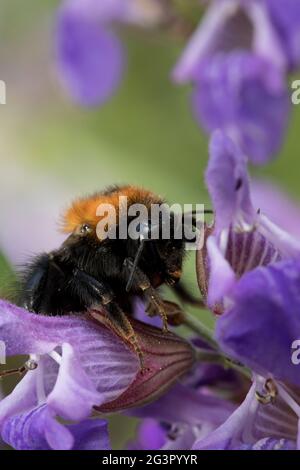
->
[70,269,145,369]
[89,303,145,370]
[122,258,169,332]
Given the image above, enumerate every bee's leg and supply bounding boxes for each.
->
[143,299,187,327]
[122,258,169,332]
[89,303,144,369]
[72,270,144,368]
[144,290,169,332]
[161,300,186,326]
[71,268,114,306]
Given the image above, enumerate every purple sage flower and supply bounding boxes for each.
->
[128,385,236,449]
[191,52,290,164]
[56,0,165,106]
[172,0,293,164]
[0,299,194,450]
[126,341,245,450]
[173,0,288,81]
[197,131,300,312]
[194,378,298,450]
[194,258,300,449]
[1,406,110,451]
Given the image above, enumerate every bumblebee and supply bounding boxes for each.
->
[16,185,206,366]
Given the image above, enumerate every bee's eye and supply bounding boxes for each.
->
[80,223,92,234]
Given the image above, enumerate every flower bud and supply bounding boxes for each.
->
[93,314,196,412]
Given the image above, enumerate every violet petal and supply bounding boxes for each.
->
[1,404,110,450]
[128,383,235,426]
[206,130,254,232]
[194,52,290,164]
[216,259,300,386]
[266,0,300,71]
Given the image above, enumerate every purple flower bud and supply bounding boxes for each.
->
[93,311,196,412]
[172,0,292,163]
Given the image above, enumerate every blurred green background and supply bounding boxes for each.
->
[1,0,300,449]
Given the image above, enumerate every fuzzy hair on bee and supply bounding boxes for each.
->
[18,185,205,366]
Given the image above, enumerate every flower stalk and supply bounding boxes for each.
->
[181,310,217,349]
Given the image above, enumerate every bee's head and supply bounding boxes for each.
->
[59,188,188,285]
[124,212,186,290]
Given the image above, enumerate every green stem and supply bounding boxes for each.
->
[195,348,224,364]
[184,312,252,380]
[224,359,252,380]
[182,311,218,349]
[196,348,252,380]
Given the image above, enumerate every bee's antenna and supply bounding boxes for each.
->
[126,237,146,292]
